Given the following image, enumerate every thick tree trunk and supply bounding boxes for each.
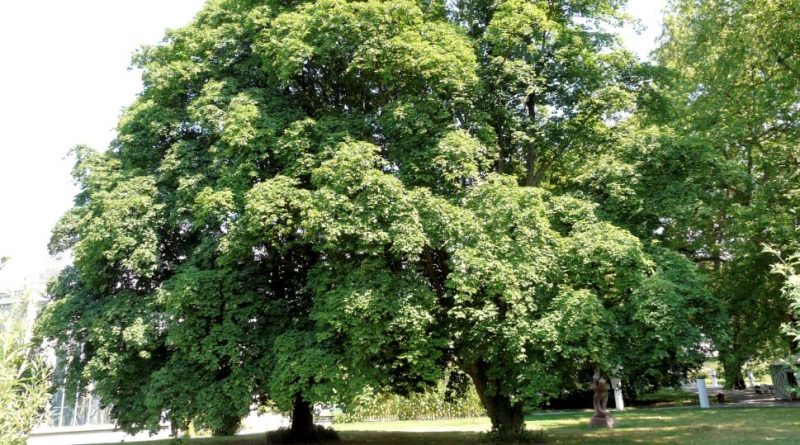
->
[290,392,316,441]
[525,145,537,187]
[212,415,242,436]
[484,394,525,439]
[722,357,747,390]
[469,364,525,440]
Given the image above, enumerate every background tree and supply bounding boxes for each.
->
[37,0,722,441]
[571,0,800,389]
[649,0,800,388]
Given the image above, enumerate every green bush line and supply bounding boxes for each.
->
[336,382,485,423]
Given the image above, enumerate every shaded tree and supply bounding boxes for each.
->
[646,0,800,388]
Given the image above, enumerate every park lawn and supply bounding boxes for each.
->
[337,407,800,444]
[634,388,700,406]
[89,406,800,445]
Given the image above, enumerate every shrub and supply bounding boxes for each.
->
[336,378,485,423]
[0,292,52,445]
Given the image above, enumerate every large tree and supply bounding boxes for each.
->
[572,0,800,389]
[631,0,800,388]
[37,0,720,439]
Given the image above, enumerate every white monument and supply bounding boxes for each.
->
[696,378,710,408]
[611,377,624,411]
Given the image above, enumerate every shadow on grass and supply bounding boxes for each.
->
[336,431,485,444]
[86,406,800,445]
[534,407,800,445]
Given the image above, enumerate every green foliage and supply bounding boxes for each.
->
[767,247,800,344]
[607,0,800,387]
[566,0,800,390]
[463,0,640,186]
[336,379,485,423]
[1,292,52,445]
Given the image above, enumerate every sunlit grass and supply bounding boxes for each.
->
[90,406,800,445]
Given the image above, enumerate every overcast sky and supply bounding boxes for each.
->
[0,0,666,289]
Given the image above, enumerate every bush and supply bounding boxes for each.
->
[336,378,485,423]
[0,292,52,445]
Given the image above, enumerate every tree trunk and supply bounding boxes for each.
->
[525,145,537,187]
[211,414,242,436]
[722,357,747,390]
[484,394,525,440]
[469,364,525,440]
[524,93,537,187]
[290,392,316,441]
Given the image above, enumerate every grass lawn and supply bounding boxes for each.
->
[634,388,700,407]
[337,407,800,444]
[89,406,800,445]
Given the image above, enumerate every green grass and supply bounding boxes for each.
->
[88,406,800,445]
[337,407,800,444]
[635,388,699,406]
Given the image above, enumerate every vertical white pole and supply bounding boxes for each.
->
[748,370,755,388]
[711,370,718,387]
[58,389,66,427]
[611,378,624,411]
[697,378,710,408]
[72,391,80,426]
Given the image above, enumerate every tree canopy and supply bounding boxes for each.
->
[573,0,800,388]
[37,0,731,440]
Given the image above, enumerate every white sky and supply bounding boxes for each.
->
[0,0,666,290]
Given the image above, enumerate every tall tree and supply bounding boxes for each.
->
[37,0,720,440]
[656,0,800,387]
[574,0,800,388]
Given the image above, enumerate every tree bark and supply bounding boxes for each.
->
[525,145,537,187]
[290,392,316,441]
[524,93,537,187]
[469,363,525,440]
[722,358,747,390]
[212,415,242,436]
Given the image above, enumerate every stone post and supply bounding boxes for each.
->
[697,378,710,408]
[748,370,755,388]
[611,378,624,411]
